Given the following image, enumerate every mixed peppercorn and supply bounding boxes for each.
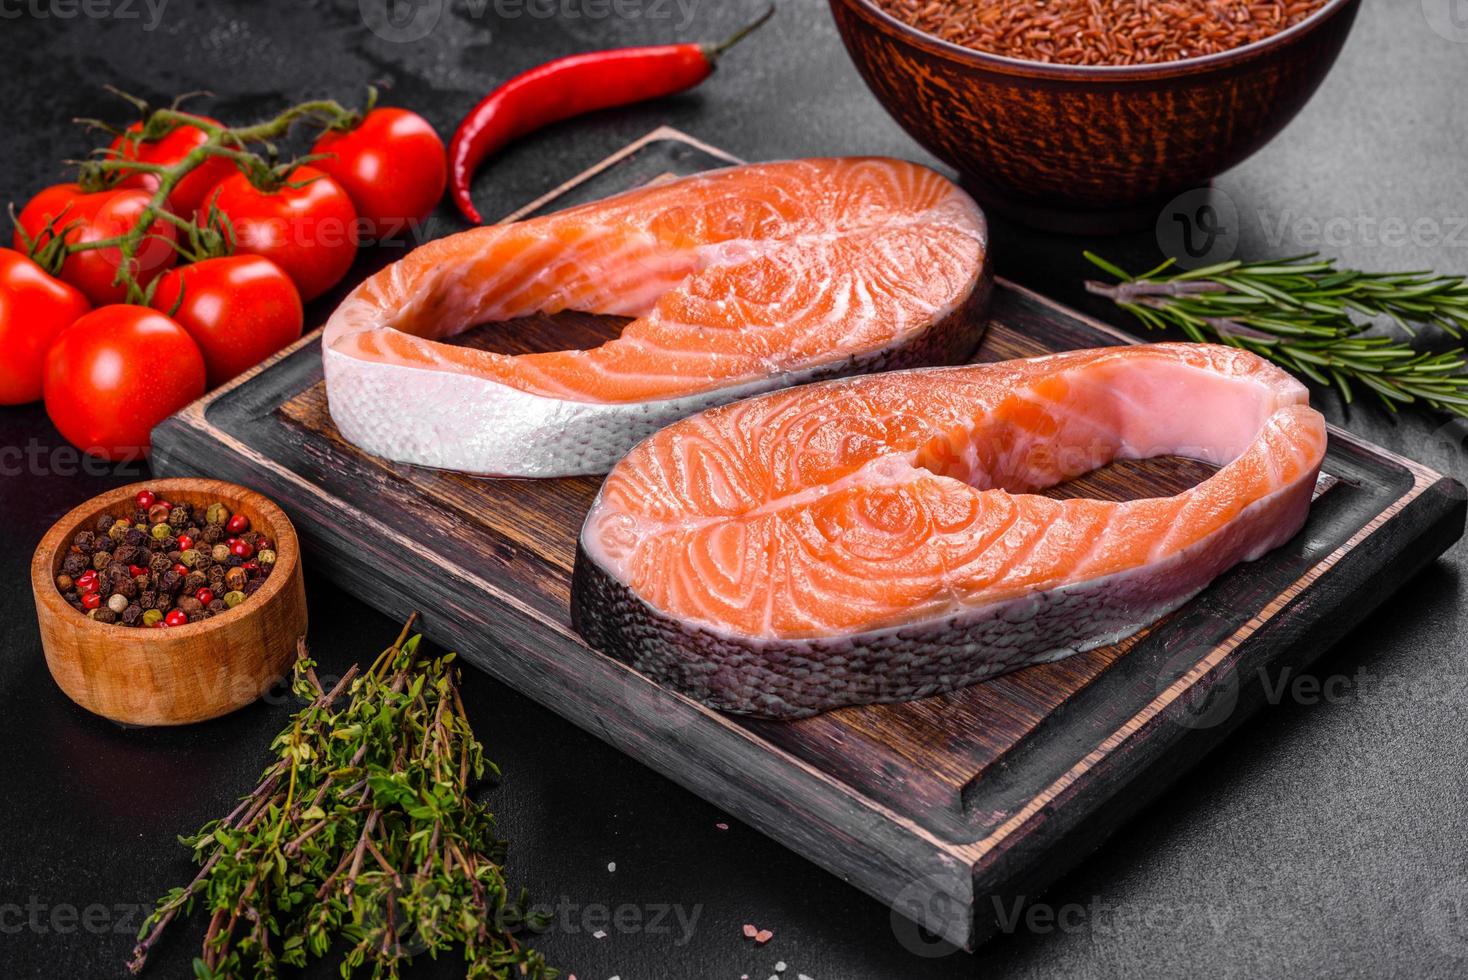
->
[56,489,278,627]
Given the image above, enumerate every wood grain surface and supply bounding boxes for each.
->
[150,129,1466,948]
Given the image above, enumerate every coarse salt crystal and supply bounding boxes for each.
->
[742,924,758,938]
[716,822,729,830]
[755,929,773,944]
[592,929,607,939]
[775,963,787,972]
[607,861,616,872]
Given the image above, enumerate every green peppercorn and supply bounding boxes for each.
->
[142,609,164,626]
[92,551,113,571]
[257,549,277,566]
[179,548,201,568]
[223,590,245,608]
[151,523,170,541]
[206,503,230,525]
[212,543,231,563]
[108,521,128,542]
[107,594,128,614]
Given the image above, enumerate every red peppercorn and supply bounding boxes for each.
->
[176,534,194,550]
[172,563,189,576]
[230,540,253,559]
[77,574,99,593]
[165,609,189,627]
[129,564,149,578]
[196,588,215,605]
[226,514,250,534]
[135,489,156,508]
[243,560,260,573]
[82,592,102,610]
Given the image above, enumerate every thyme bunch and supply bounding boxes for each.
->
[1084,252,1468,417]
[129,617,555,980]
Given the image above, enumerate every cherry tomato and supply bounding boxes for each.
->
[108,116,237,217]
[14,184,178,306]
[202,166,358,301]
[150,255,304,386]
[311,108,446,241]
[43,306,205,460]
[0,247,91,404]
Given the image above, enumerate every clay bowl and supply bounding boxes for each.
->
[829,0,1362,232]
[31,479,307,726]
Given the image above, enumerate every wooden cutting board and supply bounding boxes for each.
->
[151,128,1466,951]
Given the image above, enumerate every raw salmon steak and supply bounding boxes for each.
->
[322,158,991,476]
[572,344,1328,718]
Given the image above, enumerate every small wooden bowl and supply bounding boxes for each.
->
[829,0,1362,231]
[31,479,307,726]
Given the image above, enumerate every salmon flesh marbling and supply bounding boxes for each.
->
[322,158,990,476]
[571,344,1327,718]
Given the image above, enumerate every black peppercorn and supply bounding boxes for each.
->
[159,569,184,595]
[95,514,116,534]
[124,527,146,547]
[92,608,118,625]
[131,507,148,525]
[73,530,97,553]
[140,589,158,610]
[154,592,173,612]
[121,604,143,626]
[115,577,138,600]
[243,577,264,596]
[62,552,87,577]
[149,554,171,575]
[202,523,224,544]
[168,506,189,529]
[176,596,204,617]
[208,598,228,613]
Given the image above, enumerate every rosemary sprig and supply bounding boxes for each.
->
[129,617,556,980]
[1083,252,1468,417]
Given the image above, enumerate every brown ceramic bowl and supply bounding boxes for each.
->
[829,0,1362,232]
[32,479,307,726]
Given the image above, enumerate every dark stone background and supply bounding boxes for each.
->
[1,1,1466,977]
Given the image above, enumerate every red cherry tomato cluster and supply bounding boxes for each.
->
[2,100,447,460]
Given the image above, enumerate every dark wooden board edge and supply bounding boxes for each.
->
[150,127,1468,950]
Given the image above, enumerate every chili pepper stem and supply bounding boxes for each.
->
[701,4,776,63]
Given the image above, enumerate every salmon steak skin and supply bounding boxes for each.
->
[571,343,1328,719]
[322,158,991,477]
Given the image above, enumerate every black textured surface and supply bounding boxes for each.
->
[1,1,1466,978]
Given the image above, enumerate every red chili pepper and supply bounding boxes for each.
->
[449,5,774,224]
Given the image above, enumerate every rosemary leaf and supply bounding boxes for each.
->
[1083,252,1468,419]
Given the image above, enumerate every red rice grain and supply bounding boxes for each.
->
[870,0,1332,65]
